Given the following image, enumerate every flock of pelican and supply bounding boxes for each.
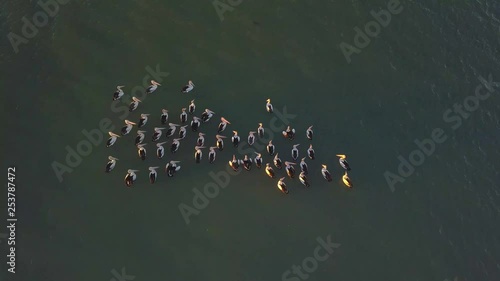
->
[105,80,354,194]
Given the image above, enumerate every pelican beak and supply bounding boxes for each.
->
[336,154,346,158]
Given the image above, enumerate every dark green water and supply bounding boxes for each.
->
[2,0,500,280]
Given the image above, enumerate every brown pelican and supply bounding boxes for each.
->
[137,144,147,160]
[299,171,310,187]
[299,157,308,175]
[190,116,201,132]
[194,146,205,163]
[254,152,262,168]
[291,144,300,160]
[166,123,179,138]
[342,171,353,188]
[124,169,138,187]
[277,177,289,194]
[248,131,256,146]
[152,127,165,142]
[112,85,125,101]
[180,108,188,123]
[282,125,296,140]
[188,100,196,114]
[135,130,146,145]
[165,161,181,177]
[267,140,275,156]
[208,146,217,163]
[201,109,215,122]
[228,155,241,172]
[121,120,137,135]
[285,161,296,178]
[146,80,161,94]
[217,117,231,133]
[182,80,195,93]
[273,153,283,169]
[149,166,159,184]
[129,97,141,112]
[336,154,351,171]
[160,109,169,124]
[156,142,166,159]
[306,126,313,140]
[321,164,332,182]
[231,131,240,147]
[257,123,264,138]
[105,156,118,173]
[266,98,273,113]
[197,133,206,146]
[265,163,275,178]
[138,113,150,128]
[107,132,120,147]
[242,155,252,171]
[307,144,315,160]
[178,125,188,139]
[171,138,181,153]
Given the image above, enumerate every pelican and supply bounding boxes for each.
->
[228,155,240,172]
[129,97,141,112]
[217,117,231,133]
[248,131,256,145]
[194,146,205,163]
[171,138,181,153]
[266,98,273,113]
[242,155,252,171]
[156,142,166,159]
[178,125,188,139]
[267,140,275,156]
[191,116,201,132]
[254,152,262,169]
[106,132,120,147]
[152,127,165,142]
[112,85,125,101]
[282,125,296,140]
[121,120,136,135]
[307,144,315,160]
[336,154,351,171]
[137,144,147,160]
[299,171,310,187]
[265,163,275,178]
[306,126,313,140]
[300,157,309,175]
[216,135,226,151]
[342,171,353,188]
[197,133,205,146]
[257,123,264,138]
[321,164,332,182]
[188,100,196,114]
[105,156,118,173]
[135,130,146,145]
[208,146,217,164]
[201,109,215,122]
[149,166,159,184]
[160,109,169,124]
[291,144,300,160]
[182,80,195,93]
[180,108,188,123]
[165,161,181,177]
[231,131,240,147]
[285,161,296,178]
[277,177,289,194]
[124,169,138,187]
[273,153,283,169]
[146,80,161,94]
[138,113,150,128]
[166,123,179,138]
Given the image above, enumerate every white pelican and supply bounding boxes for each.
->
[182,80,195,93]
[254,152,262,168]
[282,125,296,140]
[166,123,179,138]
[137,144,147,161]
[257,123,264,138]
[138,113,150,128]
[135,130,146,145]
[284,161,296,178]
[152,127,165,142]
[208,146,217,164]
[307,144,315,160]
[171,138,181,153]
[129,97,141,112]
[156,142,166,159]
[217,117,231,133]
[191,116,201,132]
[242,155,252,171]
[180,108,188,123]
[300,157,308,175]
[149,166,159,184]
[194,146,205,163]
[228,155,240,172]
[266,98,273,113]
[146,80,161,94]
[201,109,215,122]
[321,164,332,182]
[248,131,256,146]
[178,125,188,139]
[165,161,181,177]
[107,132,120,147]
[216,134,226,151]
[273,153,283,169]
[231,131,240,147]
[112,85,125,101]
[277,177,288,194]
[306,126,313,140]
[342,171,353,188]
[121,120,136,135]
[160,109,169,124]
[124,169,139,187]
[299,171,310,187]
[266,140,275,156]
[105,156,118,173]
[336,154,351,171]
[188,100,196,114]
[197,133,205,146]
[265,163,275,178]
[291,144,300,160]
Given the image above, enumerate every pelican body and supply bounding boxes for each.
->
[273,154,283,169]
[265,163,275,178]
[306,126,313,140]
[342,171,353,188]
[285,161,296,178]
[138,113,150,128]
[166,123,179,138]
[266,99,273,113]
[160,109,169,124]
[124,169,138,187]
[152,127,165,142]
[188,100,196,114]
[336,154,351,171]
[307,144,315,160]
[282,126,296,140]
[156,142,166,159]
[194,146,205,163]
[229,155,241,172]
[254,153,262,169]
[105,156,118,173]
[277,177,289,194]
[248,131,256,146]
[257,123,264,138]
[191,117,201,132]
[121,120,136,136]
[232,131,240,147]
[291,144,300,160]
[129,97,141,112]
[135,130,146,145]
[171,138,181,153]
[182,80,195,93]
[112,85,125,101]
[197,133,205,146]
[208,147,217,164]
[137,144,147,161]
[201,109,215,122]
[243,155,252,171]
[179,125,188,139]
[146,80,161,94]
[180,108,188,123]
[299,172,310,187]
[218,117,231,133]
[300,157,308,175]
[149,166,159,184]
[165,161,181,177]
[216,135,226,151]
[107,132,120,147]
[267,140,275,156]
[321,164,332,182]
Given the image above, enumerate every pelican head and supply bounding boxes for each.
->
[268,140,273,145]
[233,130,238,135]
[189,80,194,86]
[301,157,306,161]
[132,97,141,102]
[190,99,195,103]
[127,169,139,173]
[195,146,205,150]
[285,161,296,166]
[258,123,263,126]
[210,146,217,150]
[267,99,271,103]
[151,80,161,86]
[193,116,201,121]
[279,177,285,181]
[221,117,231,124]
[205,109,214,113]
[181,108,187,111]
[322,164,327,169]
[149,166,159,171]
[140,113,150,118]
[137,143,147,148]
[170,161,181,164]
[216,134,226,139]
[181,125,188,128]
[275,153,279,157]
[162,109,168,113]
[156,142,167,147]
[168,123,179,127]
[344,171,349,176]
[173,138,181,142]
[154,127,165,131]
[108,156,119,161]
[249,131,256,134]
[308,125,313,129]
[336,154,347,159]
[199,132,205,136]
[117,85,125,89]
[293,144,300,148]
[254,152,261,157]
[309,144,313,148]
[108,132,120,137]
[125,120,137,125]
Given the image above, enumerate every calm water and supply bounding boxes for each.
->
[3,0,500,280]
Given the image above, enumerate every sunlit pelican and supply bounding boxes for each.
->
[124,169,138,187]
[231,131,240,147]
[178,125,188,139]
[265,163,275,178]
[307,144,315,160]
[217,117,231,133]
[216,134,226,151]
[135,130,146,145]
[208,146,217,164]
[257,123,264,138]
[194,146,205,163]
[112,85,125,101]
[146,80,161,94]
[171,138,181,153]
[201,109,215,122]
[160,109,169,124]
[254,152,262,168]
[129,97,141,112]
[197,133,205,146]
[342,171,353,188]
[228,155,241,172]
[166,123,179,138]
[156,142,166,159]
[273,153,283,169]
[138,113,150,128]
[299,172,310,187]
[121,120,137,136]
[188,100,196,114]
[267,140,275,156]
[291,144,300,160]
[321,164,332,182]
[191,116,201,132]
[306,126,313,140]
[180,108,188,123]
[285,161,296,178]
[182,80,195,93]
[152,127,165,142]
[248,131,256,146]
[165,161,181,177]
[266,99,273,113]
[149,166,159,184]
[282,125,296,140]
[277,177,289,194]
[105,156,119,173]
[336,154,351,171]
[137,144,147,161]
[107,132,120,147]
[300,157,308,175]
[243,155,252,171]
